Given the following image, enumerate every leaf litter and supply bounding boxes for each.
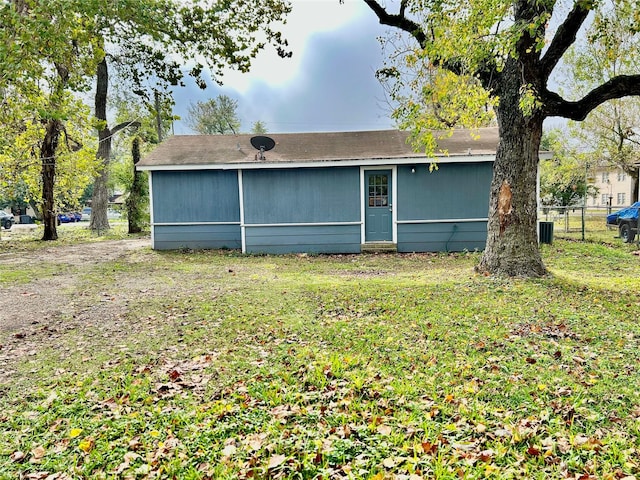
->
[1,240,640,478]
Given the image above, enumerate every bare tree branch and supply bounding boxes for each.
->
[112,120,141,135]
[540,1,592,79]
[362,0,427,47]
[543,75,640,120]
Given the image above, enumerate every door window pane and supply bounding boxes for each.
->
[368,174,388,207]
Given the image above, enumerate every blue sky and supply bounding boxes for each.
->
[172,1,395,134]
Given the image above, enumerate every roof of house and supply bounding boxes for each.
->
[137,128,500,169]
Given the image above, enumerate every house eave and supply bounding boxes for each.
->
[136,154,497,172]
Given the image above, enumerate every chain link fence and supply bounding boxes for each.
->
[538,205,636,244]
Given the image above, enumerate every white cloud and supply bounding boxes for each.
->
[172,0,395,134]
[221,0,368,92]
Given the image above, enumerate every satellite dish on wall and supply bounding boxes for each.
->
[250,136,276,152]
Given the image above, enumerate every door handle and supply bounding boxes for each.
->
[389,204,393,212]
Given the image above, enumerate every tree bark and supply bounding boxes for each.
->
[127,137,144,234]
[89,142,111,233]
[89,57,112,233]
[41,119,63,241]
[476,60,547,277]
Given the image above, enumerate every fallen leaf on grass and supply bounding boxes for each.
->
[23,473,57,480]
[49,420,64,434]
[113,452,140,475]
[10,451,25,462]
[78,438,94,453]
[221,444,237,457]
[31,445,46,460]
[479,449,494,462]
[128,436,142,450]
[377,424,392,435]
[382,457,397,468]
[527,446,541,456]
[420,441,438,455]
[52,439,69,454]
[43,391,58,407]
[270,404,301,419]
[245,433,267,451]
[267,454,286,469]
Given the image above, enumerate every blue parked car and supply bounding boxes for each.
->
[57,213,72,224]
[606,201,640,243]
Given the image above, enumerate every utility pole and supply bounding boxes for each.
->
[155,90,163,142]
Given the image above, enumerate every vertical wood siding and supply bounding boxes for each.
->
[397,163,492,220]
[153,224,241,250]
[397,222,488,252]
[151,170,241,250]
[396,162,492,252]
[242,167,360,224]
[152,170,240,223]
[242,167,361,253]
[148,162,493,253]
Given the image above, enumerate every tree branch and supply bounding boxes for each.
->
[361,0,497,89]
[61,125,82,152]
[539,0,592,79]
[543,75,640,120]
[112,120,141,135]
[362,0,427,47]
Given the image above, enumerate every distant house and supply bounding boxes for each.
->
[136,129,499,254]
[589,164,637,208]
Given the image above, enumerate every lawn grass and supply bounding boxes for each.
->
[0,222,135,255]
[1,240,640,479]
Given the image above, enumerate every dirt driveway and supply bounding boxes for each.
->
[0,238,152,385]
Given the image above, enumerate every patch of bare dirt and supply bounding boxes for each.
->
[0,238,164,385]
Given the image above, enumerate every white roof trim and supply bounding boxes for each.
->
[136,154,497,171]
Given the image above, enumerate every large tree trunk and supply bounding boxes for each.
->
[89,57,111,233]
[41,119,63,241]
[127,137,144,234]
[476,62,547,277]
[89,136,111,232]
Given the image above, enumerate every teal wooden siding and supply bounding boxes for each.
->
[396,162,492,252]
[242,167,361,254]
[154,224,241,250]
[245,225,361,254]
[397,222,487,252]
[148,161,493,254]
[397,163,492,220]
[242,167,360,224]
[152,170,240,223]
[151,170,241,250]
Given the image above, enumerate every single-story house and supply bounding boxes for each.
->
[136,128,499,254]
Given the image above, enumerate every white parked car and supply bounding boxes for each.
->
[81,207,91,221]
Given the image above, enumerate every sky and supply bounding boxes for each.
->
[171,0,396,135]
